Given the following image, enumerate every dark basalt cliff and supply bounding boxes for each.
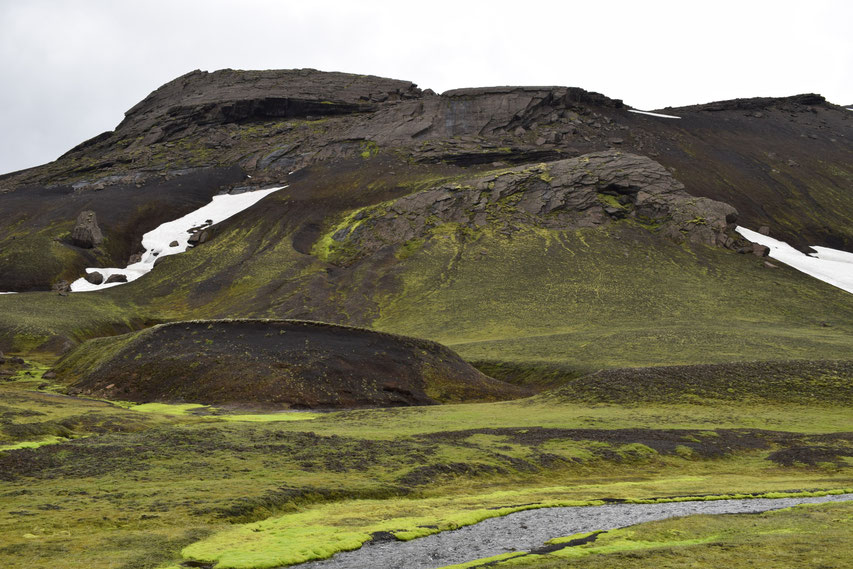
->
[0,68,850,293]
[109,68,423,146]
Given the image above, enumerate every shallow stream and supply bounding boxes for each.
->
[294,493,853,569]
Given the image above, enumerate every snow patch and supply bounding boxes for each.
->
[0,292,17,295]
[70,186,286,293]
[628,109,681,119]
[736,226,853,294]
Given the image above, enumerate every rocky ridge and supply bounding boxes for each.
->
[0,68,850,293]
[323,151,739,263]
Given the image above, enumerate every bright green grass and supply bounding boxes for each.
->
[126,402,319,421]
[128,402,209,415]
[218,412,320,422]
[0,435,68,452]
[303,400,853,438]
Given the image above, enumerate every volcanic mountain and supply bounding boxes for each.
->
[0,69,851,387]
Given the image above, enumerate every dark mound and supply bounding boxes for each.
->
[55,319,528,408]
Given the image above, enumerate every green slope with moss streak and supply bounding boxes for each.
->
[370,222,853,370]
[2,167,852,369]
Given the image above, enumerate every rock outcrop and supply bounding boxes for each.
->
[105,68,423,147]
[70,210,104,248]
[324,151,738,263]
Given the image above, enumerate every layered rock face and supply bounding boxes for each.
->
[110,68,423,146]
[325,151,739,262]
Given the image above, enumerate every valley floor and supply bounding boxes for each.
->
[1,361,851,569]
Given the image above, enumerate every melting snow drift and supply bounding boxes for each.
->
[628,109,681,119]
[71,186,285,292]
[736,226,853,294]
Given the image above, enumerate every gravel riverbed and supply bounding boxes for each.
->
[293,493,853,569]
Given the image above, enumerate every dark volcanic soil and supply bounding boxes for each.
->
[56,319,529,408]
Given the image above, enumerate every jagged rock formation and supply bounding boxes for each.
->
[325,151,738,263]
[70,210,103,248]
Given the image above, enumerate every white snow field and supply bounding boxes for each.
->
[736,226,853,295]
[70,186,286,292]
[627,109,681,119]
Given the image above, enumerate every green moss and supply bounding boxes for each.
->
[129,403,210,415]
[396,238,426,260]
[0,435,68,452]
[360,140,379,159]
[596,192,625,209]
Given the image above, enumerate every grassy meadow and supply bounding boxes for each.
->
[1,358,851,568]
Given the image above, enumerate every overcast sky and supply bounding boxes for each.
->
[1,0,850,175]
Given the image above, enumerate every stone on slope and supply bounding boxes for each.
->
[70,210,104,248]
[84,271,104,285]
[104,274,128,284]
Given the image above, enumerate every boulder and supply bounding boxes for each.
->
[52,280,71,293]
[188,230,210,245]
[70,211,104,248]
[758,226,770,235]
[84,271,104,285]
[169,240,179,247]
[105,274,128,284]
[752,245,770,257]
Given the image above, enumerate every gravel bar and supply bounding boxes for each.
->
[293,493,853,569]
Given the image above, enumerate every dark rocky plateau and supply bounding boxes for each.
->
[55,319,529,408]
[0,68,850,291]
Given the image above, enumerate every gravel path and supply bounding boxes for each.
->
[293,493,853,569]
